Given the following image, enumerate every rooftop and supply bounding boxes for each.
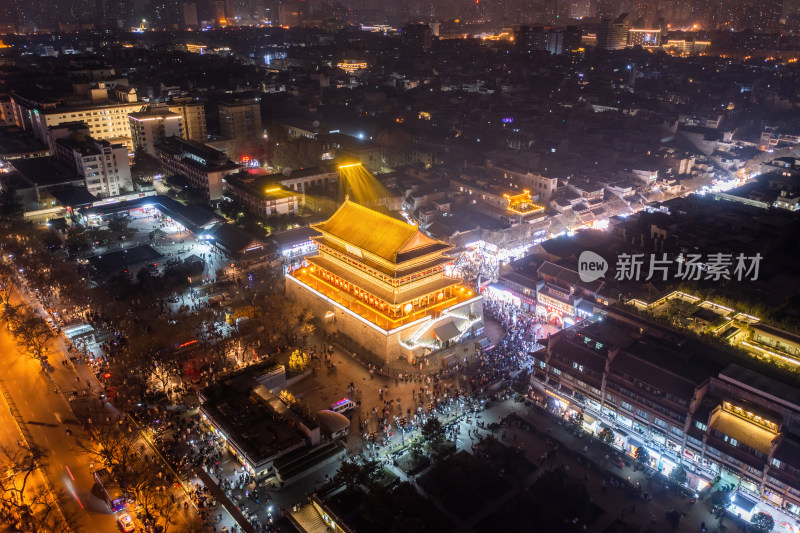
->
[128,109,182,120]
[709,409,776,455]
[312,200,451,264]
[8,156,83,187]
[199,362,305,468]
[0,125,49,157]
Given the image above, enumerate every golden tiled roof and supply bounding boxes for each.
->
[312,200,440,263]
[709,410,777,455]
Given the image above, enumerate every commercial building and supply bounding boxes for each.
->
[627,29,661,48]
[199,361,345,480]
[597,14,630,50]
[218,96,262,141]
[287,200,483,363]
[278,166,338,195]
[223,173,300,218]
[157,137,239,201]
[530,310,800,521]
[128,109,184,156]
[49,123,132,197]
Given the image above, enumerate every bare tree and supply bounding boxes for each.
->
[10,308,53,361]
[0,262,14,307]
[0,443,75,533]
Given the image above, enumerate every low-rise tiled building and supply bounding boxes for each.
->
[530,310,800,521]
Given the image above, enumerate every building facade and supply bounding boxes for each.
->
[128,109,184,156]
[11,90,144,151]
[529,311,800,522]
[223,175,299,218]
[218,97,262,141]
[157,137,239,201]
[49,124,132,197]
[166,98,207,142]
[287,200,483,363]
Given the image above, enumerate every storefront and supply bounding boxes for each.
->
[739,476,761,498]
[628,436,645,458]
[545,388,570,415]
[682,447,701,466]
[702,457,720,474]
[582,413,598,435]
[729,491,758,521]
[764,488,784,507]
[721,467,742,487]
[487,283,521,308]
[785,501,800,518]
[686,472,712,493]
[586,398,602,413]
[666,439,682,455]
[611,427,629,450]
[650,429,667,447]
[647,448,678,475]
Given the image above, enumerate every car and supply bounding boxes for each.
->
[330,398,355,414]
[117,512,135,532]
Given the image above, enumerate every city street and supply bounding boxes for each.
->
[0,324,117,532]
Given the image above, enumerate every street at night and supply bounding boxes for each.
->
[1,2,800,532]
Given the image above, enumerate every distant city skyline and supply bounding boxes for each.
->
[0,0,793,31]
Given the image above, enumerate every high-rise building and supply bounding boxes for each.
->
[0,94,15,126]
[3,0,27,28]
[597,13,630,49]
[128,109,184,156]
[515,25,548,54]
[218,97,262,141]
[563,25,583,52]
[166,98,207,142]
[212,0,227,24]
[401,23,434,49]
[183,2,199,27]
[557,2,571,20]
[277,1,302,26]
[547,27,583,54]
[153,0,183,28]
[48,122,133,197]
[754,0,783,32]
[594,0,619,19]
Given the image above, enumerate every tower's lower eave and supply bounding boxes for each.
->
[287,274,431,334]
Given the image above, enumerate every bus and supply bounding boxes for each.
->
[93,468,126,512]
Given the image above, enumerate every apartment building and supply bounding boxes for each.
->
[218,96,262,141]
[165,98,207,142]
[157,137,239,202]
[530,310,800,522]
[128,109,184,156]
[48,123,132,197]
[10,85,144,151]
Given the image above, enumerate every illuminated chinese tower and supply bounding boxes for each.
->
[287,200,483,363]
